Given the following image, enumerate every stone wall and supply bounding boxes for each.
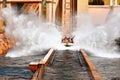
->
[0,33,14,55]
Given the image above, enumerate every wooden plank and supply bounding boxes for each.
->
[80,49,103,80]
[31,68,39,80]
[31,48,55,80]
[40,48,55,65]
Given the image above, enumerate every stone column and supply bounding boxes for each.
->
[110,0,118,6]
[62,0,73,37]
[46,0,53,22]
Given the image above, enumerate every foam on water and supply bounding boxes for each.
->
[2,7,120,58]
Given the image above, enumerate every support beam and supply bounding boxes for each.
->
[0,3,3,33]
[52,0,58,23]
[62,0,73,37]
[46,0,53,22]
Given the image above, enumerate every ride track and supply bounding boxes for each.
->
[29,48,103,80]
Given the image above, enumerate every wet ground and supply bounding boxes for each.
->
[0,50,120,80]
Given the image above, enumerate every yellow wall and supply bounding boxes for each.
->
[103,0,110,5]
[77,0,88,13]
[117,0,120,5]
[88,0,120,5]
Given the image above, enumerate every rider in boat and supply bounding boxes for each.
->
[62,35,75,46]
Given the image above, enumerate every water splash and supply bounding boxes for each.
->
[73,8,120,58]
[2,8,62,57]
[2,7,120,58]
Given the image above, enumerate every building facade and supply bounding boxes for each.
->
[0,0,120,33]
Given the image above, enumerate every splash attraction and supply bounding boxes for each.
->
[0,0,120,80]
[61,36,74,47]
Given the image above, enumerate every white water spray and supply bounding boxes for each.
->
[73,7,120,58]
[2,8,62,57]
[2,7,120,58]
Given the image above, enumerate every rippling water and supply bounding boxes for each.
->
[0,51,47,80]
[90,56,120,80]
[43,50,93,80]
[0,50,120,80]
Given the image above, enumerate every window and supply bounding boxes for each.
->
[89,0,104,5]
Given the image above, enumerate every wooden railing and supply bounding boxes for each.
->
[80,49,103,80]
[29,48,55,80]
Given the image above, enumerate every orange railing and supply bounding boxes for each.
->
[80,49,103,80]
[29,48,55,80]
[0,34,15,55]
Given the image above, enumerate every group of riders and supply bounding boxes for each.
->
[61,36,75,44]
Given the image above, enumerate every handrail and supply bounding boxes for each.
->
[41,48,55,65]
[31,48,55,80]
